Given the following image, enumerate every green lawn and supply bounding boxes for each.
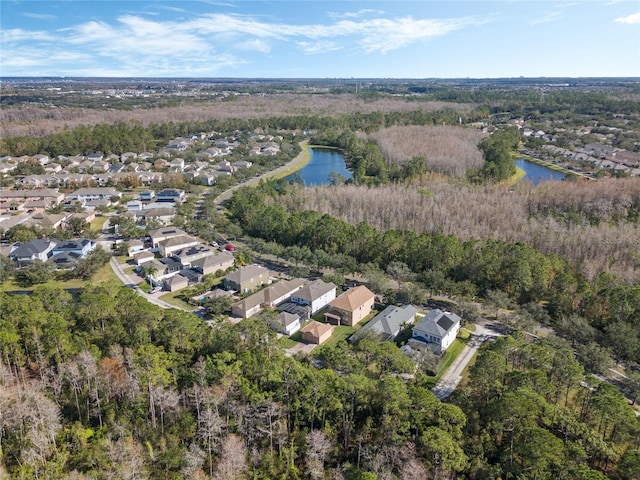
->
[278,336,298,349]
[435,338,467,381]
[321,325,356,348]
[159,291,192,309]
[1,262,118,293]
[90,215,109,232]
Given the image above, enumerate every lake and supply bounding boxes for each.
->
[516,158,566,186]
[285,147,353,186]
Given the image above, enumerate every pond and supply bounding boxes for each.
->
[516,158,566,186]
[285,147,353,186]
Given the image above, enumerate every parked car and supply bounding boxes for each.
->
[210,241,219,247]
[225,243,235,252]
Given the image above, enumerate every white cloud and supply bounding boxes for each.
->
[1,10,484,75]
[529,10,562,25]
[296,41,343,55]
[615,12,640,24]
[22,13,57,20]
[1,28,56,42]
[237,39,271,53]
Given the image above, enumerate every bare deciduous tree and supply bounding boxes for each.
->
[214,434,248,480]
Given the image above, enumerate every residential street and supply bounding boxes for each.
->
[109,257,189,311]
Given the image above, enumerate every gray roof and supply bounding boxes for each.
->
[294,279,336,302]
[224,265,269,284]
[413,309,461,338]
[360,304,418,339]
[10,238,57,258]
[273,311,300,329]
[191,251,234,270]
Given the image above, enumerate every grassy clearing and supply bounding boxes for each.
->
[90,215,109,232]
[271,142,312,180]
[1,262,118,293]
[278,336,298,349]
[503,166,527,186]
[321,325,356,348]
[463,323,477,332]
[458,328,471,340]
[159,291,192,309]
[435,338,466,381]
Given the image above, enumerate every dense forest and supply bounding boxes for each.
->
[1,283,639,479]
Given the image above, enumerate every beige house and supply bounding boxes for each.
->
[223,265,269,293]
[158,234,200,257]
[192,251,235,276]
[230,278,306,319]
[300,321,334,345]
[163,273,189,292]
[324,285,375,326]
[148,226,188,248]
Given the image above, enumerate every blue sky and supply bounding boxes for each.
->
[1,1,639,78]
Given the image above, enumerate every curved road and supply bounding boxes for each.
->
[109,257,189,311]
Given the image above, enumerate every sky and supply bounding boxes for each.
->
[1,0,639,78]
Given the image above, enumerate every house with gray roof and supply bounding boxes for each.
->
[9,238,58,267]
[290,279,336,314]
[355,304,418,342]
[223,265,270,293]
[411,309,461,354]
[270,311,302,336]
[191,251,234,276]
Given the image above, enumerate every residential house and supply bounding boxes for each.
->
[154,159,169,170]
[354,304,418,342]
[232,160,253,169]
[50,238,96,259]
[133,250,155,265]
[158,234,200,257]
[270,312,302,336]
[324,285,375,326]
[156,188,186,204]
[9,238,58,267]
[411,309,461,354]
[140,191,155,202]
[127,239,145,257]
[300,321,334,345]
[21,212,68,229]
[66,187,121,203]
[169,158,185,171]
[191,251,235,276]
[262,278,307,307]
[223,265,270,293]
[87,153,104,162]
[138,207,175,225]
[0,188,64,205]
[163,273,189,292]
[33,154,50,165]
[171,244,215,267]
[148,227,188,249]
[231,294,265,319]
[290,279,336,314]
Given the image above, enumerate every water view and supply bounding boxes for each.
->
[285,147,353,186]
[516,158,566,186]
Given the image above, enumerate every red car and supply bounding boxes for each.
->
[225,243,235,252]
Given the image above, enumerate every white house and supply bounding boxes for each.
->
[290,279,336,314]
[411,309,461,354]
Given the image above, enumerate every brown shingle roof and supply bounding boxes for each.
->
[329,285,375,312]
[300,320,333,337]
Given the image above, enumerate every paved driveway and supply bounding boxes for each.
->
[432,320,503,400]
